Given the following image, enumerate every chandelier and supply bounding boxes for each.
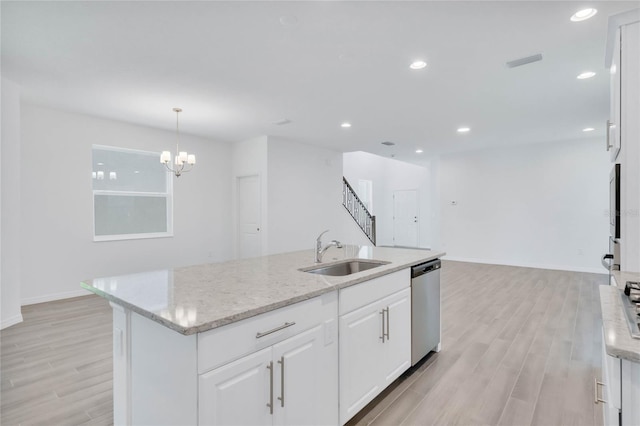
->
[160,108,195,177]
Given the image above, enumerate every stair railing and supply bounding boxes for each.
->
[342,177,376,245]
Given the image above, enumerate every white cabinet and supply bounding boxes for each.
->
[600,329,621,426]
[338,269,411,425]
[199,324,333,426]
[599,327,640,426]
[199,348,273,426]
[607,11,640,271]
[112,291,338,426]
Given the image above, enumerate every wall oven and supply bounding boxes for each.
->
[610,163,621,239]
[603,164,621,274]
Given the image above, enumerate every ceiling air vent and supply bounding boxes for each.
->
[506,53,543,68]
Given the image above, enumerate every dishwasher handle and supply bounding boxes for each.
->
[411,259,441,278]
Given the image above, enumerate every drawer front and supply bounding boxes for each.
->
[339,269,410,315]
[198,290,337,374]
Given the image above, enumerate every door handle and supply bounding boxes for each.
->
[277,356,285,407]
[594,378,606,404]
[266,361,274,414]
[606,120,614,151]
[601,254,613,270]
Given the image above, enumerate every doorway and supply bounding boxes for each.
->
[237,175,262,259]
[393,190,418,247]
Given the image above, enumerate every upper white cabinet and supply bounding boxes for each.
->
[338,269,411,425]
[607,10,640,272]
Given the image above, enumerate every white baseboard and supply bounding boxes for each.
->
[442,256,607,275]
[1,313,24,330]
[21,288,93,306]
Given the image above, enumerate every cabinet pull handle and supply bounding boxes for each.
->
[256,322,296,339]
[606,120,614,151]
[277,356,285,407]
[594,378,606,404]
[384,307,390,341]
[267,361,274,414]
[379,310,386,343]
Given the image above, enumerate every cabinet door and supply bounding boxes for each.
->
[339,300,385,425]
[272,324,337,426]
[609,27,621,160]
[381,287,412,386]
[199,347,273,426]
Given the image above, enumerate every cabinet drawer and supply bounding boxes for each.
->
[339,269,409,315]
[198,290,337,374]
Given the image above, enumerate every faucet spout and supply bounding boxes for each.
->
[315,230,341,263]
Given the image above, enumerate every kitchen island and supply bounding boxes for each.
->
[81,245,444,426]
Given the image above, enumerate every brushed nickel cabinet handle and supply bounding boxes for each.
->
[384,307,390,341]
[277,356,285,407]
[594,378,606,404]
[380,310,385,343]
[267,361,274,414]
[256,322,296,339]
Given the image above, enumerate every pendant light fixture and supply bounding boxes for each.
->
[160,108,196,177]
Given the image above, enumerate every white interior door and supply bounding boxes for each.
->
[393,190,418,247]
[237,175,262,259]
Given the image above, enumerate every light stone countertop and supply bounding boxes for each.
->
[600,271,640,363]
[81,245,444,335]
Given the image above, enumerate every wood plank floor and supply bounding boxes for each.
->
[1,261,607,425]
[347,261,606,426]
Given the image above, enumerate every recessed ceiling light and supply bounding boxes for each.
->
[457,127,471,133]
[570,8,597,22]
[415,149,423,154]
[409,60,427,70]
[583,127,595,132]
[577,71,596,79]
[341,122,352,128]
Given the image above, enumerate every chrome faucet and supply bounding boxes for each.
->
[315,229,342,263]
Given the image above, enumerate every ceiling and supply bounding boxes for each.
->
[2,1,636,163]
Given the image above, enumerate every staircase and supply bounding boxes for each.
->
[342,177,376,245]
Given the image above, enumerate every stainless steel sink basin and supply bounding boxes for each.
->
[302,260,388,276]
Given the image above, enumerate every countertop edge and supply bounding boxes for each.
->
[82,249,445,335]
[599,285,640,363]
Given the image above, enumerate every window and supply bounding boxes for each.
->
[92,145,172,241]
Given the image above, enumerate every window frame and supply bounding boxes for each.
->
[92,144,174,242]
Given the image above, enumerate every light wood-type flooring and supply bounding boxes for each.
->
[1,261,606,425]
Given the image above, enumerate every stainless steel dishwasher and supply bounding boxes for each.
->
[411,259,441,366]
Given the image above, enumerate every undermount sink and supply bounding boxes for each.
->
[302,260,389,276]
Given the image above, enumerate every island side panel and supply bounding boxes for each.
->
[112,303,198,426]
[111,303,131,426]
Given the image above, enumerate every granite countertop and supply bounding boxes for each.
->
[600,271,640,363]
[81,245,444,335]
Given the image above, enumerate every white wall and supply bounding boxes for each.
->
[343,151,431,248]
[231,136,268,257]
[435,138,610,273]
[1,77,23,328]
[19,104,233,304]
[267,137,344,255]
